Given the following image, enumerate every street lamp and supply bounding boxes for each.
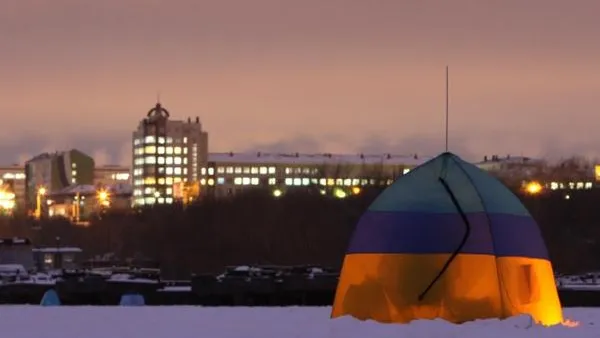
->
[35,186,46,219]
[97,189,110,207]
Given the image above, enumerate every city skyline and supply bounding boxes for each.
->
[2,0,600,164]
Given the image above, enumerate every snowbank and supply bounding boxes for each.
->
[0,306,592,338]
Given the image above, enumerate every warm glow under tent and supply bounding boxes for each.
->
[331,152,563,326]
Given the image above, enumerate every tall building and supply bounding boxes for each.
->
[24,150,94,210]
[131,102,208,206]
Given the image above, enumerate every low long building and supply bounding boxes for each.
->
[201,152,430,197]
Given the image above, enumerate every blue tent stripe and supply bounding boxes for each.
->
[346,211,549,259]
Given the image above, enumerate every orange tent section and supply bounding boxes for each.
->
[331,152,563,326]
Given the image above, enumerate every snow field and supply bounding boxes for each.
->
[0,306,592,338]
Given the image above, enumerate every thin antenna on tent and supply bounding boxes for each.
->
[445,65,449,152]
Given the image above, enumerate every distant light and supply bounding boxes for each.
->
[524,181,543,195]
[565,194,570,200]
[273,189,282,197]
[351,187,361,195]
[334,188,347,199]
[38,187,46,196]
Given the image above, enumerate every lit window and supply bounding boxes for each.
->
[319,179,326,186]
[293,178,302,186]
[183,158,188,165]
[165,197,173,203]
[134,139,141,145]
[174,157,182,165]
[268,167,276,174]
[259,167,267,175]
[144,177,156,185]
[251,177,259,185]
[217,167,225,174]
[217,177,225,184]
[234,177,242,185]
[226,167,233,174]
[242,177,250,185]
[183,148,188,155]
[207,178,214,186]
[208,168,214,175]
[166,188,173,194]
[344,179,352,186]
[166,157,173,165]
[183,137,188,144]
[144,136,156,144]
[285,168,292,174]
[166,167,173,175]
[158,178,165,185]
[174,167,182,175]
[144,187,153,194]
[174,147,182,154]
[157,157,165,164]
[201,168,206,175]
[158,137,166,144]
[336,179,343,186]
[157,147,165,154]
[166,147,173,155]
[144,146,156,154]
[144,156,156,164]
[145,197,156,204]
[251,167,258,174]
[166,177,173,185]
[268,178,276,185]
[302,178,310,185]
[183,168,188,175]
[234,167,242,174]
[285,178,293,186]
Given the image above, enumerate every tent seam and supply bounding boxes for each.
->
[451,156,511,319]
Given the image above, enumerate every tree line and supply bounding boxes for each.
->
[0,185,597,279]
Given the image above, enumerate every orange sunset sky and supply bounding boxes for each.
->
[2,0,600,165]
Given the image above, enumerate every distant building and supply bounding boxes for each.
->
[94,165,131,186]
[24,149,94,211]
[48,183,132,221]
[202,152,429,198]
[131,102,208,206]
[0,165,26,209]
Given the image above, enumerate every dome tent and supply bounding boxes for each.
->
[331,152,562,326]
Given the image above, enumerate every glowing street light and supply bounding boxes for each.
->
[97,189,110,207]
[273,189,282,197]
[35,186,47,219]
[524,181,543,195]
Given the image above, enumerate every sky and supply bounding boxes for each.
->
[2,0,600,165]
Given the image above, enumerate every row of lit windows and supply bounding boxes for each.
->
[549,181,593,190]
[133,156,188,166]
[133,167,186,177]
[134,146,187,156]
[203,166,410,176]
[133,187,175,196]
[134,136,189,145]
[111,173,130,181]
[133,197,174,205]
[204,166,278,176]
[133,176,186,186]
[198,176,393,187]
[2,173,26,180]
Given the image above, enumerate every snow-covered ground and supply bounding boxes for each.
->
[0,306,593,338]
